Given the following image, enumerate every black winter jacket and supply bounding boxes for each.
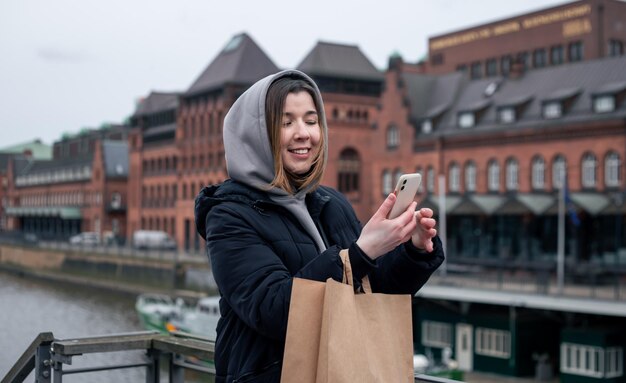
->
[195,179,444,383]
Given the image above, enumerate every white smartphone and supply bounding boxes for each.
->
[387,173,422,219]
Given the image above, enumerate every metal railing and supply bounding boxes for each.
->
[2,331,462,383]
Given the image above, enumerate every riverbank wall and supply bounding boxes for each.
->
[0,244,215,298]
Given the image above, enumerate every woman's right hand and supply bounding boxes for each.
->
[356,193,417,260]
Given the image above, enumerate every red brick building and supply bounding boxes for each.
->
[127,33,280,251]
[427,0,626,78]
[377,53,626,262]
[3,128,129,241]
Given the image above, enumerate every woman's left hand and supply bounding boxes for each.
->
[411,208,437,252]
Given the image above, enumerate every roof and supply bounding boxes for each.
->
[0,139,52,159]
[411,55,626,136]
[297,41,383,82]
[185,33,279,97]
[133,92,179,117]
[403,71,465,124]
[102,140,129,178]
[417,284,626,317]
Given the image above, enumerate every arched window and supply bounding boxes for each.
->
[581,153,597,188]
[382,170,393,195]
[338,148,360,194]
[465,162,477,192]
[552,155,567,189]
[488,160,500,192]
[531,156,545,190]
[449,162,460,192]
[427,166,435,193]
[386,124,399,150]
[605,151,621,187]
[505,158,519,191]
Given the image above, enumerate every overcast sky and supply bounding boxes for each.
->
[1,0,569,147]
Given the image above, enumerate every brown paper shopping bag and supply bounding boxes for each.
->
[281,250,414,383]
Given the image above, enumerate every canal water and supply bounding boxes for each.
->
[0,270,146,382]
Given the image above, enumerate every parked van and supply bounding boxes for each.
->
[132,230,177,250]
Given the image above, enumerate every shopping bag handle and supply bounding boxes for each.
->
[339,249,372,294]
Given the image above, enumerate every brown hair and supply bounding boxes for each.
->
[265,75,327,194]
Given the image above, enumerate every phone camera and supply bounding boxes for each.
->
[401,186,405,190]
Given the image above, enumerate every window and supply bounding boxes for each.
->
[382,170,393,195]
[605,152,621,187]
[488,160,500,192]
[449,163,460,192]
[609,39,624,57]
[456,64,468,73]
[605,347,624,379]
[458,112,475,128]
[421,321,452,348]
[517,51,529,71]
[471,61,482,79]
[551,45,564,65]
[501,55,512,77]
[427,166,435,193]
[338,149,360,194]
[568,41,583,62]
[111,192,122,209]
[386,125,399,149]
[431,53,444,66]
[543,102,562,119]
[476,328,511,358]
[581,153,597,188]
[499,107,516,124]
[486,58,497,77]
[553,155,567,189]
[465,162,477,192]
[506,158,519,191]
[421,119,433,134]
[533,48,547,68]
[561,343,604,378]
[532,156,546,190]
[593,95,615,113]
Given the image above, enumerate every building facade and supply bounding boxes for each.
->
[427,0,626,78]
[3,128,129,242]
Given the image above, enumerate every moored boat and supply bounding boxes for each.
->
[135,293,182,333]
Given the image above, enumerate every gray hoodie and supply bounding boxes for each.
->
[223,69,329,252]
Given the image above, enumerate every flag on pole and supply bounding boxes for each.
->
[563,175,581,227]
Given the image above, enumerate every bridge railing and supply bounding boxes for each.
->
[2,331,461,383]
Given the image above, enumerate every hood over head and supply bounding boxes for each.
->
[223,69,328,197]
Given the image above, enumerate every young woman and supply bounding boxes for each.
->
[195,70,444,383]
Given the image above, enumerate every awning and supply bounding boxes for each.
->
[4,206,81,219]
[495,195,532,215]
[600,192,626,214]
[470,195,506,215]
[569,192,610,215]
[425,195,463,213]
[516,193,555,215]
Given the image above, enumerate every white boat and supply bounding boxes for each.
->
[135,293,182,333]
[168,296,220,342]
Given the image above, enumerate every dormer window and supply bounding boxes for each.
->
[593,95,615,113]
[543,102,562,119]
[498,107,516,124]
[542,87,580,120]
[458,112,475,128]
[421,119,433,134]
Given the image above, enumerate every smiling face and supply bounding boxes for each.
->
[280,91,322,175]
